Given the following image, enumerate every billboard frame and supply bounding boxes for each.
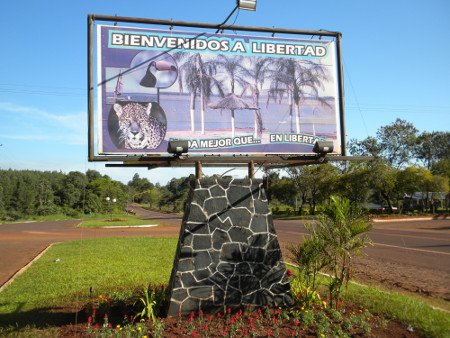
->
[88,14,346,167]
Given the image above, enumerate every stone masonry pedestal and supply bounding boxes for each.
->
[166,177,293,315]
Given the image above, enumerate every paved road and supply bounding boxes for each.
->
[275,218,450,270]
[1,209,449,299]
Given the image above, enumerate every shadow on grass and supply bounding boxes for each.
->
[0,305,83,330]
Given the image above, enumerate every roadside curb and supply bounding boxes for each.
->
[373,217,434,223]
[0,243,57,293]
[102,224,158,229]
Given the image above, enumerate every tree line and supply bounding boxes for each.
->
[270,119,449,214]
[0,120,448,221]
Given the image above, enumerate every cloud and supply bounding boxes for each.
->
[0,102,87,145]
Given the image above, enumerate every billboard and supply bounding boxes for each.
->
[95,23,342,156]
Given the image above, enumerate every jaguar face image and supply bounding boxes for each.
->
[111,102,167,150]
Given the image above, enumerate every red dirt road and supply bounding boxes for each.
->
[1,209,449,303]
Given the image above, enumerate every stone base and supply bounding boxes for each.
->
[166,177,293,316]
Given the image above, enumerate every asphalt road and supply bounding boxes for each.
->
[275,218,450,271]
[1,209,449,299]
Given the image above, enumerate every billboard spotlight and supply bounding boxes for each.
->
[237,0,257,11]
[167,140,189,155]
[313,141,334,155]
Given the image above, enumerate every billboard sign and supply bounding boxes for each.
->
[95,24,342,156]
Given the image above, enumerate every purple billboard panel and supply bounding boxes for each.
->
[96,25,342,155]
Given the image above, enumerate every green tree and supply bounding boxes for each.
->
[349,119,418,168]
[336,162,372,204]
[288,164,338,215]
[317,196,372,308]
[414,131,450,169]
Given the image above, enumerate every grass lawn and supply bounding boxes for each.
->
[78,214,158,228]
[0,237,177,322]
[343,281,450,338]
[0,237,449,337]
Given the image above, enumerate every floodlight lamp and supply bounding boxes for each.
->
[167,140,189,155]
[313,140,334,155]
[237,0,257,11]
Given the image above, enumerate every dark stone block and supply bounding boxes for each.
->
[243,247,265,263]
[181,232,194,246]
[227,208,252,227]
[210,184,226,197]
[192,189,211,207]
[217,177,233,189]
[204,197,229,216]
[187,223,210,234]
[171,288,188,302]
[227,185,252,208]
[212,228,231,250]
[210,271,228,287]
[235,262,252,275]
[193,268,211,282]
[217,262,236,276]
[254,199,269,214]
[249,214,268,233]
[194,251,212,270]
[213,285,225,305]
[230,178,251,187]
[260,267,285,289]
[266,234,281,251]
[253,263,270,279]
[187,203,208,223]
[178,258,194,272]
[229,275,240,289]
[180,297,200,314]
[225,286,242,305]
[270,280,291,296]
[284,293,295,306]
[189,286,213,300]
[180,246,193,258]
[242,290,270,306]
[228,226,252,243]
[220,243,242,263]
[249,234,269,248]
[240,275,261,294]
[198,177,216,188]
[209,215,232,232]
[264,249,282,265]
[181,272,197,288]
[192,234,212,250]
[209,251,220,265]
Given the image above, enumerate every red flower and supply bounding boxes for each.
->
[294,319,300,326]
[87,316,92,324]
[267,328,273,336]
[189,311,195,322]
[287,269,293,277]
[92,309,96,316]
[227,307,232,314]
[192,330,198,337]
[217,312,222,319]
[198,309,203,317]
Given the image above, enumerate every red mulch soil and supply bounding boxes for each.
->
[58,304,422,338]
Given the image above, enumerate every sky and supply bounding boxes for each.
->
[0,0,449,185]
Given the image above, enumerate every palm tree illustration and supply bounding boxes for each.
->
[240,56,272,138]
[267,59,329,133]
[213,54,253,136]
[174,52,223,134]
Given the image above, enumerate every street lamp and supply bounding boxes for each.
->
[237,0,257,11]
[106,196,116,221]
